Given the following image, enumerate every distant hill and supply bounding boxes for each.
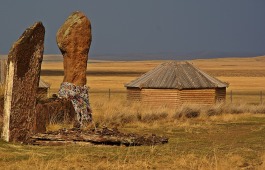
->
[89,51,265,61]
[1,51,264,61]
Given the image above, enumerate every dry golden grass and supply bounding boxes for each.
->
[86,94,265,127]
[1,150,264,170]
[192,56,265,92]
[40,55,265,140]
[41,55,265,95]
[1,102,265,170]
[192,56,265,72]
[41,60,164,94]
[2,96,265,169]
[1,56,265,169]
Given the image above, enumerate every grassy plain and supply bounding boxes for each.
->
[1,55,265,169]
[1,115,265,169]
[41,55,265,103]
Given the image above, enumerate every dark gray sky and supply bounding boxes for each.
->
[0,1,265,59]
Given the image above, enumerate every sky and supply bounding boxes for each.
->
[0,1,265,59]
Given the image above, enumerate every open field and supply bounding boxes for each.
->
[1,55,265,169]
[40,55,265,92]
[1,101,265,169]
[41,55,265,103]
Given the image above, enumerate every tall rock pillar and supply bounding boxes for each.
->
[56,11,92,86]
[56,11,92,126]
[2,22,45,142]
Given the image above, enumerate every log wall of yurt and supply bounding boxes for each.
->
[179,89,216,105]
[215,87,226,103]
[126,88,141,101]
[141,89,180,107]
[126,88,226,107]
[125,61,228,107]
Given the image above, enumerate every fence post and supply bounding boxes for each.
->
[261,91,263,104]
[109,88,111,100]
[230,90,232,103]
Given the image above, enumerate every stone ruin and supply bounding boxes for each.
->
[1,11,168,146]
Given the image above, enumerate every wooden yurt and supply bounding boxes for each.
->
[125,61,228,107]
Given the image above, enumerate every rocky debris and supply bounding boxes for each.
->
[56,11,92,86]
[2,22,45,142]
[30,127,169,146]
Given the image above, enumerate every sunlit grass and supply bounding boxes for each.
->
[1,57,265,169]
[1,108,265,169]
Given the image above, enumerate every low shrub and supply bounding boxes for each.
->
[173,105,201,119]
[140,111,168,123]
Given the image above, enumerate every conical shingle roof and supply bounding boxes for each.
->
[125,61,228,89]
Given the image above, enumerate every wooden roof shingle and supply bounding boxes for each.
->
[125,61,228,89]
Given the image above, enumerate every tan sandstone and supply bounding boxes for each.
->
[56,11,92,86]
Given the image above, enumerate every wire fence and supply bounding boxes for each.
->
[49,88,265,104]
[227,90,265,104]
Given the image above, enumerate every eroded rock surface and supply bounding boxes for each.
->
[2,22,45,142]
[56,11,92,86]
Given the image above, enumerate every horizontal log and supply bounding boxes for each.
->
[181,94,215,96]
[181,98,215,100]
[181,101,214,103]
[142,101,181,104]
[142,101,180,102]
[180,93,215,95]
[182,95,214,96]
[142,94,179,95]
[32,140,93,146]
[30,128,168,146]
[143,97,179,98]
[142,93,179,95]
[180,98,215,99]
[181,99,214,102]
